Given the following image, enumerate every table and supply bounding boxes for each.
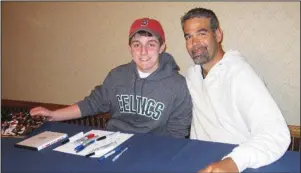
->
[2,122,300,173]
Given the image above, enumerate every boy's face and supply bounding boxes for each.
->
[129,33,165,73]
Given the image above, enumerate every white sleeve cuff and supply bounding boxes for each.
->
[222,151,248,173]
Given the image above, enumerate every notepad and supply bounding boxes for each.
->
[15,131,68,151]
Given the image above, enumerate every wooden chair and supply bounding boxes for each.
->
[288,125,300,152]
[62,112,110,129]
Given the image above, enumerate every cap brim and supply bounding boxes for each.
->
[129,28,160,40]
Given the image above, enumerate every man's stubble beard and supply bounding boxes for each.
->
[191,45,210,65]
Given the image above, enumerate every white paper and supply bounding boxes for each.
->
[53,130,133,158]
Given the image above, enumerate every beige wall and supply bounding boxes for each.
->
[2,2,300,125]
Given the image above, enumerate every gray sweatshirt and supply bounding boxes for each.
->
[77,53,192,138]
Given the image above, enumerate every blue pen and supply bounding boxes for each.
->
[112,147,128,162]
[74,135,99,153]
[98,146,124,162]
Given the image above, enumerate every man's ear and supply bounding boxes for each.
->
[159,43,166,54]
[215,27,223,43]
[128,44,132,53]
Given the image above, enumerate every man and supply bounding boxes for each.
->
[181,7,290,172]
[30,17,192,138]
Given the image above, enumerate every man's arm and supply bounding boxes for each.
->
[30,104,81,121]
[225,65,291,172]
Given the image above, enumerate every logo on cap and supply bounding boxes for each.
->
[141,19,148,26]
[129,18,165,43]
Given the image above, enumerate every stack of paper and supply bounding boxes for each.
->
[15,131,68,151]
[53,130,133,158]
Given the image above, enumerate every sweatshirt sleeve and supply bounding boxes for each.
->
[224,65,291,172]
[77,72,112,117]
[167,81,193,138]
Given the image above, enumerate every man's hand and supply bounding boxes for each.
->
[30,106,54,121]
[198,157,239,173]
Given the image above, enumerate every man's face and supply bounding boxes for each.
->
[183,17,220,65]
[129,33,165,73]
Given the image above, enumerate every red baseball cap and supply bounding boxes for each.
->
[129,18,165,43]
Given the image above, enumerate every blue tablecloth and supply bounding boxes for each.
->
[2,122,300,173]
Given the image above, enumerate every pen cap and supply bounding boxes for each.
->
[75,145,85,152]
[86,134,95,138]
[114,146,125,153]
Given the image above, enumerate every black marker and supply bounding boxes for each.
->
[96,131,119,141]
